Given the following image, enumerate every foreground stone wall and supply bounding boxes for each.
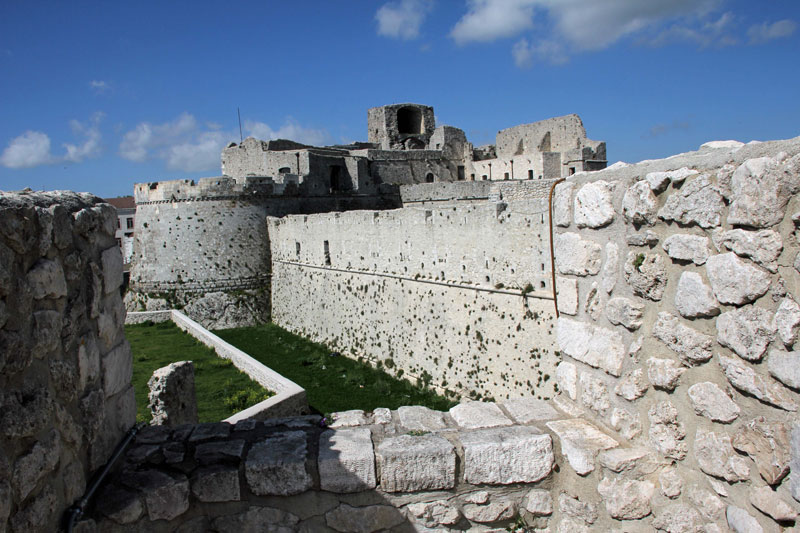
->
[269,198,558,401]
[551,136,800,531]
[0,190,136,532]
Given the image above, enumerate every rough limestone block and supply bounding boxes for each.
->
[397,405,448,432]
[122,469,190,522]
[732,416,790,485]
[574,180,615,228]
[556,276,578,316]
[101,245,124,294]
[726,505,763,533]
[774,297,800,347]
[546,418,618,475]
[750,485,798,522]
[190,466,240,502]
[653,504,701,533]
[376,434,455,492]
[610,407,642,440]
[26,259,67,299]
[728,154,800,229]
[501,397,559,424]
[319,428,376,493]
[12,428,61,501]
[716,306,776,362]
[719,355,797,411]
[646,167,698,192]
[556,317,625,376]
[768,349,800,389]
[713,228,783,272]
[372,408,392,425]
[194,439,246,464]
[659,467,682,499]
[449,401,512,429]
[597,477,654,519]
[694,428,750,482]
[553,181,574,227]
[210,507,299,533]
[245,431,312,496]
[325,504,406,533]
[328,409,369,428]
[556,361,577,400]
[614,368,649,401]
[461,426,553,484]
[791,422,800,502]
[652,312,713,365]
[662,234,710,265]
[674,271,719,318]
[555,232,602,276]
[602,242,619,294]
[96,484,144,525]
[405,500,461,527]
[32,309,62,357]
[524,489,553,516]
[605,297,644,330]
[9,485,56,533]
[580,372,610,414]
[705,252,771,306]
[147,360,197,425]
[462,500,517,523]
[598,447,657,476]
[624,251,668,301]
[657,174,724,228]
[687,382,740,423]
[558,492,598,524]
[622,180,658,225]
[103,341,133,398]
[648,401,686,460]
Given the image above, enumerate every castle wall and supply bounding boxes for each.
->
[268,197,559,401]
[0,191,136,532]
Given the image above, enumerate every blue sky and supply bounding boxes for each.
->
[1,0,798,198]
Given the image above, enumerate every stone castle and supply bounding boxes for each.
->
[2,102,800,532]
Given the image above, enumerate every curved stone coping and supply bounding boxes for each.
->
[125,310,308,421]
[129,275,270,293]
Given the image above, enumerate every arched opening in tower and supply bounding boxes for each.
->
[397,107,423,134]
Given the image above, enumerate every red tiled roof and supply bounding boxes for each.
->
[104,196,135,209]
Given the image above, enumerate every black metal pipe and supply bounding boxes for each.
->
[63,422,144,532]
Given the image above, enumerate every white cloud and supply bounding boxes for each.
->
[0,131,53,169]
[119,113,331,172]
[64,112,104,163]
[645,12,737,47]
[90,80,110,94]
[451,0,536,44]
[747,19,797,44]
[376,0,433,40]
[512,38,568,68]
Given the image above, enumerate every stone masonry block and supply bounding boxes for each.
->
[449,401,512,429]
[245,431,312,496]
[101,245,124,294]
[102,341,132,398]
[319,428,376,493]
[376,434,456,492]
[460,426,553,485]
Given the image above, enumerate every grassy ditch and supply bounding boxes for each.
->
[214,323,457,414]
[126,321,274,423]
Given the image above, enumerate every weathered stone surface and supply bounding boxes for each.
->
[602,242,619,294]
[546,419,617,475]
[732,416,790,485]
[32,309,61,357]
[371,407,391,425]
[148,361,199,427]
[713,228,783,272]
[694,428,750,482]
[501,397,558,423]
[96,484,143,525]
[188,422,231,442]
[610,406,642,440]
[557,317,625,376]
[662,234,710,265]
[397,405,448,432]
[719,355,797,411]
[325,504,405,533]
[123,469,189,521]
[556,276,578,316]
[211,506,299,533]
[557,517,590,533]
[597,477,654,519]
[716,306,775,362]
[558,492,598,524]
[77,335,100,391]
[9,485,56,533]
[605,297,644,331]
[647,167,698,192]
[462,490,489,504]
[376,434,455,492]
[768,349,800,389]
[614,368,649,401]
[726,505,763,533]
[658,467,682,499]
[652,503,701,533]
[653,312,714,365]
[598,447,657,476]
[1,388,52,438]
[50,359,78,401]
[556,361,577,400]
[450,401,512,429]
[328,409,369,428]
[461,426,553,483]
[524,489,553,516]
[245,431,312,496]
[706,252,771,306]
[728,154,800,228]
[103,341,133,398]
[626,229,660,247]
[406,501,461,527]
[774,297,800,347]
[463,500,517,523]
[622,180,658,225]
[319,428,376,493]
[194,439,245,464]
[624,251,668,301]
[585,282,603,320]
[12,428,61,501]
[555,232,602,276]
[554,181,574,227]
[101,245,123,294]
[687,382,740,423]
[750,485,797,522]
[579,372,609,415]
[26,259,67,299]
[574,180,615,228]
[675,272,719,318]
[687,486,725,521]
[190,466,240,502]
[658,174,724,228]
[648,401,686,460]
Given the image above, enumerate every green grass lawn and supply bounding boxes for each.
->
[126,321,274,423]
[214,323,457,414]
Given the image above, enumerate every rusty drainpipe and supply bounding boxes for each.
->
[548,177,567,318]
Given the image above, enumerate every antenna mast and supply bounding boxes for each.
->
[237,107,243,143]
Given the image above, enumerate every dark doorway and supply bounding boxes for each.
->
[330,166,343,191]
[425,173,434,183]
[397,107,423,134]
[457,166,465,181]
